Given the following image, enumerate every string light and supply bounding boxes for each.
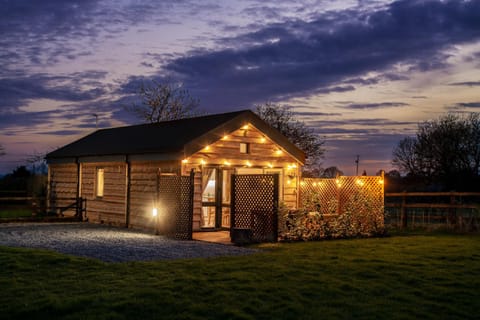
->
[356,179,365,187]
[335,178,342,187]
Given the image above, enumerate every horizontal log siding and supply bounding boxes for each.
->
[81,163,126,226]
[49,163,78,216]
[128,162,158,230]
[128,161,180,230]
[189,127,297,166]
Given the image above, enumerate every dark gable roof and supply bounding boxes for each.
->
[46,110,306,164]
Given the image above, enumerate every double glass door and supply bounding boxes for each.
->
[201,168,232,229]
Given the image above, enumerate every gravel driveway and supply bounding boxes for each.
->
[0,223,258,262]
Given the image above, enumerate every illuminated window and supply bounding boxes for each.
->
[96,168,104,197]
[240,142,249,154]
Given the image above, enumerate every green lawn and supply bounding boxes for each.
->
[1,233,479,320]
[0,208,32,219]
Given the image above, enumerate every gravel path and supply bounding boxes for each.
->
[0,223,259,262]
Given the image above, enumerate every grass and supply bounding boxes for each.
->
[0,208,32,219]
[1,233,480,320]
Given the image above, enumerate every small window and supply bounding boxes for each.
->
[240,142,250,154]
[96,168,104,197]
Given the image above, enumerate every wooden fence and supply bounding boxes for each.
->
[0,196,86,221]
[385,192,480,230]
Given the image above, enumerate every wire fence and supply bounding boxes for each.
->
[385,192,480,231]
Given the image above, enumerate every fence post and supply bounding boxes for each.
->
[75,197,82,219]
[400,191,407,229]
[273,174,279,243]
[449,193,457,227]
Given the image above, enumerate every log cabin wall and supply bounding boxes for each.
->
[48,124,302,232]
[80,162,126,226]
[128,162,158,230]
[48,163,79,216]
[78,160,181,230]
[128,161,180,230]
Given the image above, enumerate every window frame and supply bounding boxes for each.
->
[239,142,250,154]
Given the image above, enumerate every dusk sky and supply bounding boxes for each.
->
[1,0,479,175]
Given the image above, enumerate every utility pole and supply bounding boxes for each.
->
[355,155,360,175]
[93,114,98,129]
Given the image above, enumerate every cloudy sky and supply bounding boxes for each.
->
[1,0,479,175]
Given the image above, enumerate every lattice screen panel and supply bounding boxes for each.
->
[300,178,338,214]
[158,173,193,240]
[301,176,384,217]
[232,174,279,242]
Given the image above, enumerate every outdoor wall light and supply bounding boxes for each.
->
[287,164,297,179]
[152,208,158,217]
[181,158,188,164]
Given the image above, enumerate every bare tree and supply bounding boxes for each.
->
[129,79,200,123]
[392,113,480,190]
[321,166,344,178]
[255,103,325,172]
[25,151,48,175]
[392,136,421,176]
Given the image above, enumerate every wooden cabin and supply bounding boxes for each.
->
[45,110,305,232]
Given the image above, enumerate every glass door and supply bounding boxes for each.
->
[201,167,233,229]
[201,168,217,228]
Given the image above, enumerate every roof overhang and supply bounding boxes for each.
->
[184,111,306,165]
[46,152,183,164]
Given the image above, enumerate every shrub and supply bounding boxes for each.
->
[279,191,385,241]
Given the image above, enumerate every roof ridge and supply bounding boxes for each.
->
[95,109,252,132]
